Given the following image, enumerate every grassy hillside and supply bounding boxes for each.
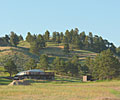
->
[18,41,97,63]
[0,45,39,71]
[0,41,97,66]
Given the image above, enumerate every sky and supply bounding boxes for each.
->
[0,0,120,46]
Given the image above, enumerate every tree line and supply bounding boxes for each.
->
[1,28,119,55]
[0,31,23,46]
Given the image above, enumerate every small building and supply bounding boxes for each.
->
[83,75,93,82]
[14,69,54,80]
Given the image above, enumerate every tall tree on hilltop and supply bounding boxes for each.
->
[65,30,71,43]
[79,31,86,43]
[60,32,64,42]
[52,32,57,42]
[88,32,93,49]
[109,43,116,53]
[19,35,24,41]
[10,31,19,46]
[44,30,50,41]
[56,32,61,43]
[84,36,90,49]
[37,34,45,49]
[4,34,10,43]
[26,32,35,43]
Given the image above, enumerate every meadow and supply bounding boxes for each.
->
[0,78,120,100]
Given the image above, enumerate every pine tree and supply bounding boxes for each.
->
[19,35,24,41]
[4,59,18,77]
[52,32,57,42]
[37,54,49,71]
[10,31,19,46]
[25,58,37,70]
[30,40,40,55]
[44,30,50,41]
[26,32,35,43]
[64,43,69,54]
[86,49,120,80]
[53,57,61,72]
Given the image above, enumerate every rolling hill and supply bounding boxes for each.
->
[0,41,97,71]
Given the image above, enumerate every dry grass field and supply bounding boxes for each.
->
[0,80,120,100]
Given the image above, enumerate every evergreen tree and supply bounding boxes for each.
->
[64,43,69,54]
[65,30,71,43]
[25,58,37,70]
[70,55,80,76]
[88,32,93,49]
[30,40,40,55]
[4,59,18,77]
[26,32,35,43]
[79,31,86,43]
[53,57,61,72]
[37,34,45,49]
[4,34,10,43]
[37,54,49,71]
[84,36,90,49]
[60,32,64,42]
[63,36,68,43]
[10,31,19,46]
[52,32,57,42]
[19,35,24,41]
[86,49,120,80]
[44,30,50,41]
[56,32,61,43]
[109,43,116,53]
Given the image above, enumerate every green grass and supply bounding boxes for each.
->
[0,80,120,100]
[0,77,12,85]
[111,89,120,98]
[11,41,97,63]
[17,41,30,48]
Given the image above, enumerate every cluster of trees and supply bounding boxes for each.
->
[26,32,46,55]
[3,49,120,80]
[52,56,81,76]
[0,29,119,55]
[51,28,117,53]
[0,31,23,46]
[24,54,49,71]
[85,49,120,80]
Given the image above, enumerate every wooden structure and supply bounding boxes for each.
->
[14,69,54,80]
[83,75,92,82]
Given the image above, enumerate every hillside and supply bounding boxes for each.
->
[0,45,39,71]
[0,41,97,71]
[18,41,97,62]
